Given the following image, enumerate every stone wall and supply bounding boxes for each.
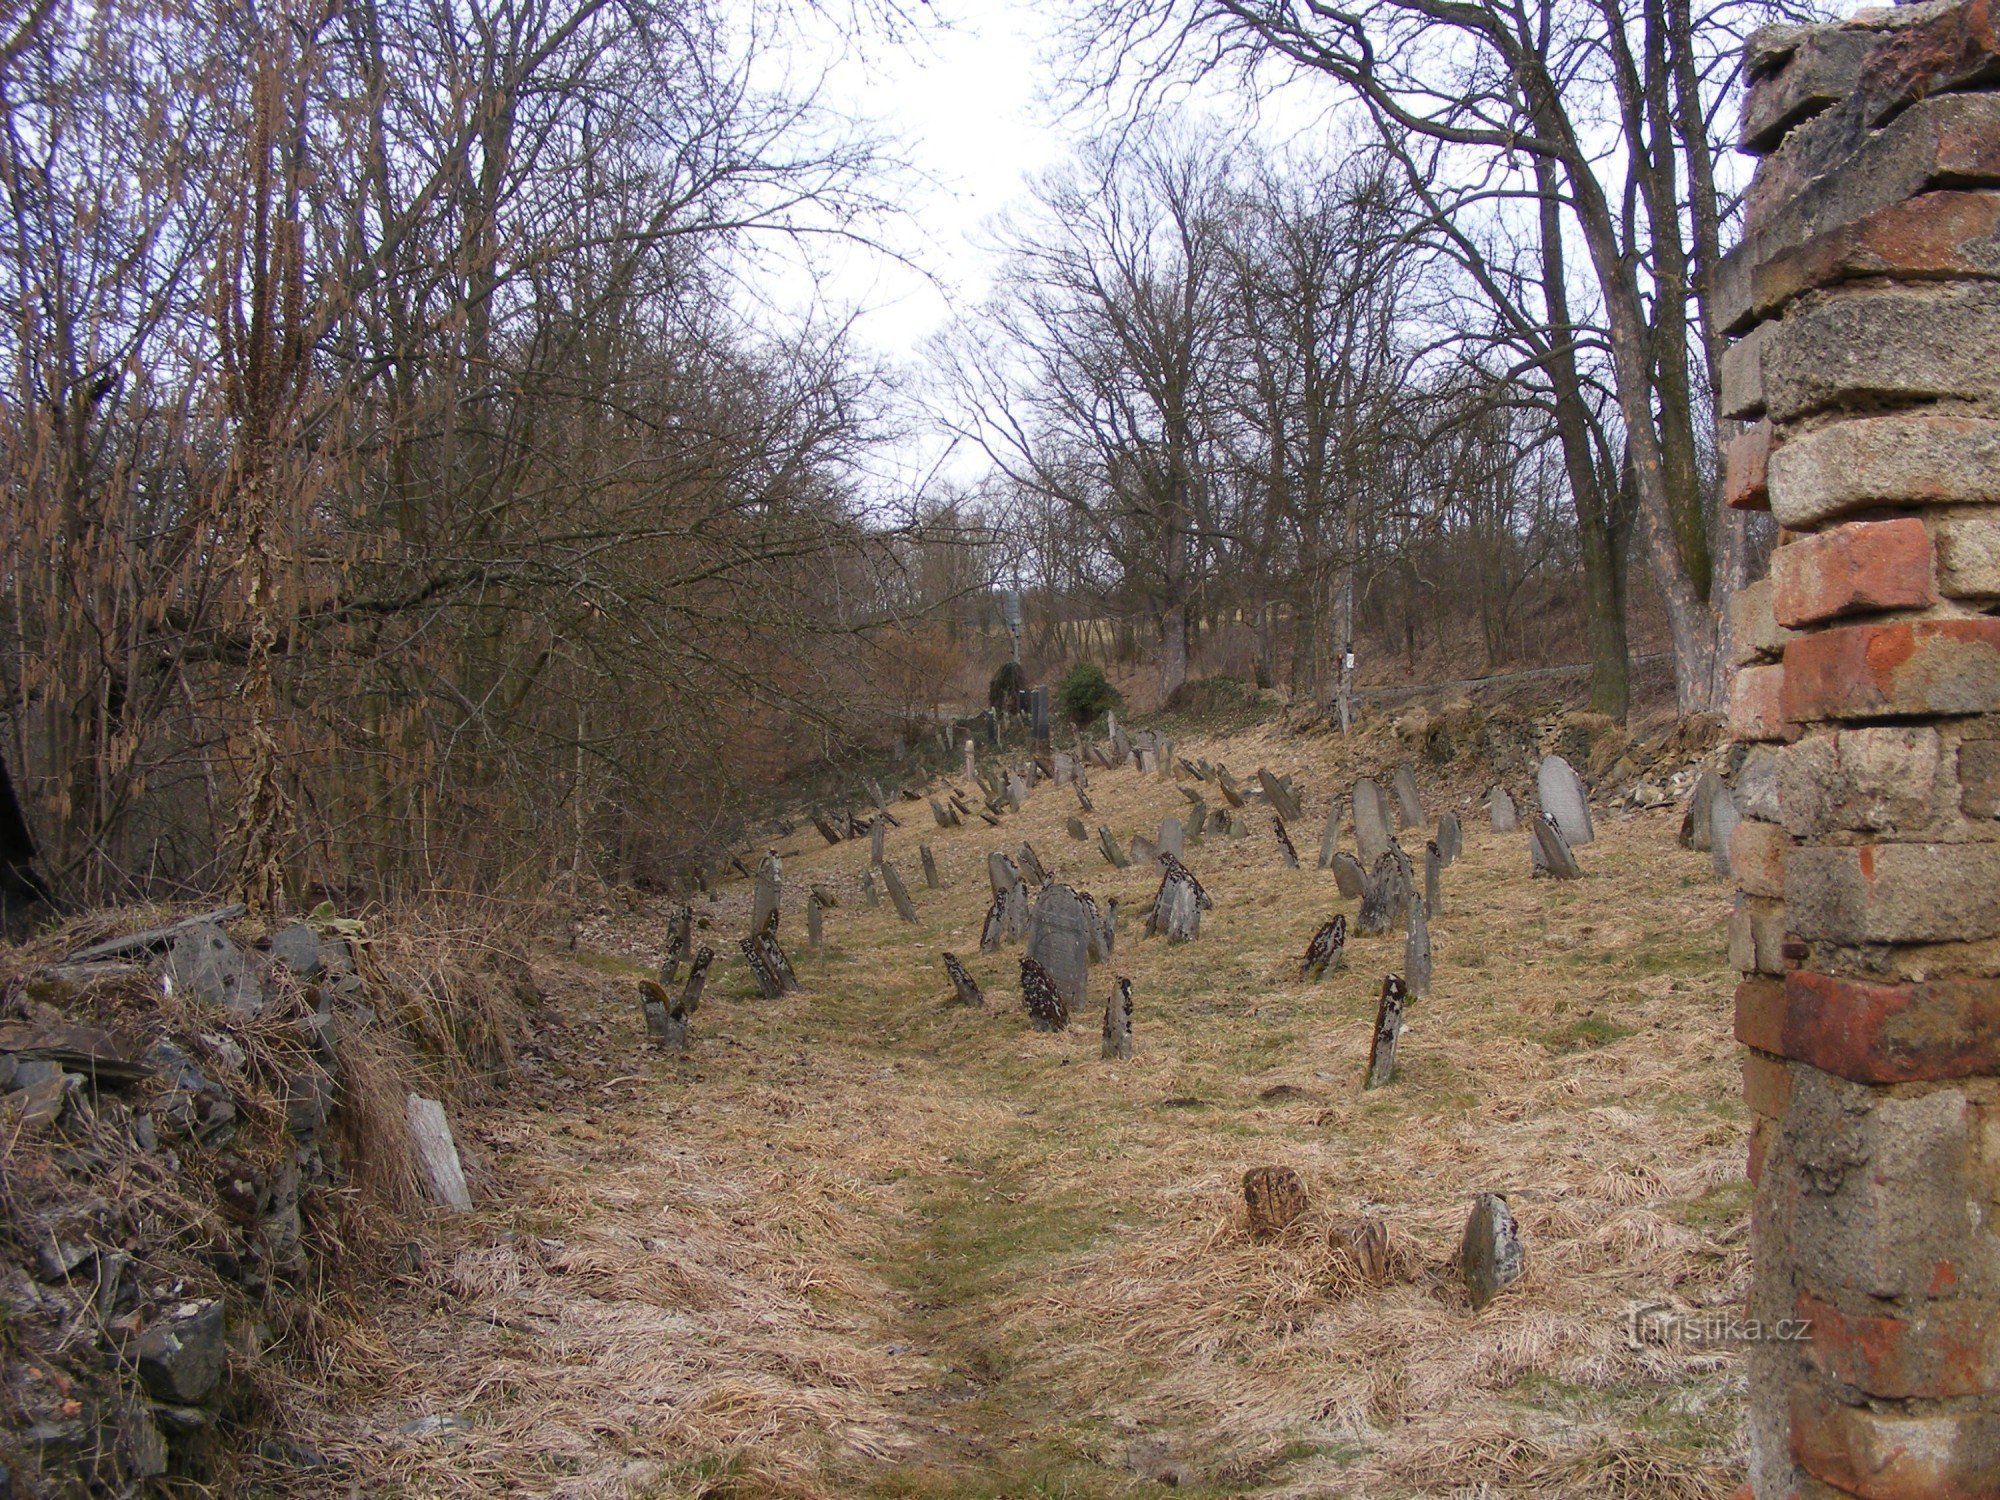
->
[1723,3,2000,1495]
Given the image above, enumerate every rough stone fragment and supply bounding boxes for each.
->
[135,1300,227,1404]
[1769,411,2000,530]
[406,1094,473,1212]
[161,923,262,1016]
[1461,1194,1525,1310]
[1711,785,1743,882]
[1329,1215,1391,1283]
[1682,770,1724,850]
[269,923,325,979]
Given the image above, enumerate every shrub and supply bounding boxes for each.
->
[1056,661,1121,725]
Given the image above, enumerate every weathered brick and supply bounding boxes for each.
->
[1858,0,2000,126]
[1716,190,2000,334]
[1732,577,1796,667]
[1780,727,1942,836]
[1764,282,2000,423]
[1745,1049,1794,1118]
[1963,738,2000,819]
[1932,510,2000,598]
[1771,519,1937,627]
[1734,817,1791,898]
[1791,1378,2000,1498]
[1732,893,1791,974]
[1742,28,1878,152]
[1732,662,1798,742]
[1767,412,2000,530]
[1787,842,2000,944]
[1799,1292,2000,1401]
[1738,977,1789,1054]
[1783,619,2000,722]
[1726,421,1776,511]
[1777,970,2000,1083]
[1720,319,1776,419]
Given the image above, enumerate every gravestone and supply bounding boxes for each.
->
[861,868,880,907]
[1086,895,1119,961]
[1187,802,1208,839]
[1461,1193,1525,1309]
[1352,779,1393,867]
[1709,785,1741,882]
[1101,976,1134,1060]
[1436,812,1462,866]
[871,817,888,864]
[1300,915,1346,980]
[1217,767,1246,807]
[1007,772,1027,811]
[1243,1166,1308,1239]
[1364,975,1407,1089]
[1021,957,1069,1032]
[1074,783,1095,814]
[1273,817,1299,869]
[988,851,1021,898]
[1330,1216,1390,1283]
[1145,854,1212,943]
[980,894,1007,953]
[964,739,976,780]
[1098,827,1129,868]
[407,1094,474,1212]
[1405,898,1432,1000]
[639,976,699,1051]
[1332,852,1365,900]
[1017,842,1047,887]
[943,952,984,1007]
[1356,851,1411,936]
[1489,785,1518,833]
[1531,814,1582,879]
[1066,815,1088,841]
[757,928,799,992]
[920,845,940,889]
[753,852,782,934]
[1031,684,1050,747]
[812,810,843,844]
[1536,755,1594,845]
[881,862,919,924]
[680,945,714,1013]
[1424,841,1443,917]
[1680,769,1722,850]
[1159,816,1184,859]
[1318,797,1343,870]
[1391,765,1424,828]
[1026,884,1093,1009]
[807,895,823,951]
[1258,769,1303,823]
[740,936,783,999]
[1129,834,1159,867]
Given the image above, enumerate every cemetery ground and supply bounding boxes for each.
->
[277,725,1746,1498]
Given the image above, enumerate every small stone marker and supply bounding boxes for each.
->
[1159,816,1184,859]
[740,936,784,999]
[1144,853,1212,943]
[1129,833,1160,866]
[1332,851,1365,900]
[753,851,782,933]
[1364,975,1407,1090]
[807,895,824,951]
[870,818,887,866]
[1318,797,1342,870]
[881,862,919,924]
[1258,769,1303,822]
[1536,754,1594,845]
[1243,1166,1308,1239]
[1075,784,1095,814]
[964,739,976,780]
[943,952,984,1007]
[1017,841,1047,886]
[921,845,940,889]
[1026,884,1093,1009]
[1489,785,1518,833]
[680,945,714,1013]
[1352,779,1393,867]
[1530,814,1582,879]
[1101,976,1134,1060]
[1098,826,1129,868]
[1424,840,1443,917]
[1021,956,1069,1031]
[1436,812,1462,866]
[1461,1192,1525,1309]
[1680,769,1722,850]
[861,868,880,907]
[1187,802,1208,839]
[1273,817,1299,869]
[639,977,698,1051]
[1300,915,1346,980]
[1709,785,1741,882]
[1330,1216,1390,1283]
[1066,815,1088,841]
[1391,765,1423,828]
[931,797,955,829]
[406,1094,473,1212]
[1405,898,1432,1000]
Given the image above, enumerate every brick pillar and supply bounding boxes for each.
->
[1723,5,2000,1496]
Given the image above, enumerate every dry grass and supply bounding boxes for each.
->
[275,718,1746,1498]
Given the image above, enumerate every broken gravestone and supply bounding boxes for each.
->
[1364,975,1407,1090]
[1318,797,1342,870]
[1017,841,1047,887]
[1273,818,1299,869]
[1489,785,1518,833]
[406,1093,473,1211]
[1025,884,1093,1009]
[753,851,781,933]
[1332,851,1365,900]
[1352,779,1393,867]
[1530,814,1582,880]
[942,952,984,1007]
[1391,765,1423,828]
[1244,1166,1309,1239]
[1101,976,1133,1060]
[1145,854,1211,943]
[639,976,698,1050]
[1536,755,1594,846]
[1436,812,1462,866]
[1356,850,1411,936]
[881,862,919,924]
[1300,915,1346,980]
[1462,1192,1525,1309]
[1405,897,1432,1000]
[1258,769,1303,823]
[1021,957,1069,1031]
[1098,827,1129,868]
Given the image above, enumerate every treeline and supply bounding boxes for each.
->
[0,0,965,908]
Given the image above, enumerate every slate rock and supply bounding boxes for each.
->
[268,923,325,979]
[135,1300,227,1404]
[161,923,263,1016]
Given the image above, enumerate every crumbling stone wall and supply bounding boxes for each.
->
[1723,3,2000,1495]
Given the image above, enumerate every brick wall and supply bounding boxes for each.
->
[1724,4,2000,1495]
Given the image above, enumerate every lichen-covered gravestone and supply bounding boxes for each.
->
[1489,785,1518,833]
[1243,1166,1308,1239]
[1145,854,1212,943]
[1273,818,1299,869]
[1461,1192,1525,1309]
[1025,884,1093,1009]
[1364,975,1407,1090]
[1405,897,1432,1000]
[1352,779,1394,867]
[1300,915,1346,980]
[1391,765,1424,828]
[942,952,984,1007]
[1020,957,1069,1031]
[1536,755,1594,846]
[1101,976,1133,1060]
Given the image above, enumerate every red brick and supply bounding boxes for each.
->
[1783,619,2000,722]
[1734,818,1791,898]
[1732,663,1799,742]
[1797,1291,2000,1399]
[1774,971,2000,1083]
[1745,1050,1794,1119]
[1738,978,1789,1054]
[1790,1377,2000,1498]
[1859,0,2000,125]
[1771,519,1937,627]
[1728,421,1776,511]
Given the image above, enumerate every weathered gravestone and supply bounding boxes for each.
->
[1129,834,1160,867]
[1330,1216,1391,1283]
[1352,779,1394,867]
[1101,975,1133,1060]
[1020,957,1069,1032]
[1159,816,1184,859]
[1300,914,1346,980]
[1364,975,1407,1089]
[806,894,823,951]
[1259,769,1303,823]
[931,797,957,829]
[1356,850,1413,937]
[1332,851,1365,900]
[1536,754,1594,846]
[1084,892,1118,961]
[1680,769,1722,851]
[1489,785,1518,833]
[1066,815,1088,841]
[1530,813,1582,879]
[1145,853,1212,943]
[1424,841,1443,917]
[407,1094,474,1212]
[870,818,887,866]
[1391,765,1424,828]
[1216,767,1246,807]
[988,850,1021,898]
[1098,827,1129,868]
[1017,841,1047,887]
[1436,812,1462,866]
[1243,1166,1308,1240]
[1461,1192,1525,1309]
[639,974,700,1051]
[1318,797,1343,870]
[1709,784,1741,882]
[753,852,782,934]
[1273,818,1299,869]
[942,951,984,1007]
[881,862,919,924]
[920,845,941,889]
[1026,884,1093,1009]
[1187,802,1208,839]
[740,935,783,999]
[1405,897,1432,1000]
[861,868,880,907]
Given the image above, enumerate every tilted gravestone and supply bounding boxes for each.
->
[1530,814,1582,879]
[1391,765,1424,828]
[740,936,784,999]
[1318,797,1342,870]
[1709,785,1741,882]
[861,868,880,907]
[1187,802,1208,839]
[1332,852,1365,900]
[1145,854,1212,943]
[1424,841,1443,917]
[1026,884,1094,1009]
[1067,815,1088,841]
[881,862,919,924]
[1489,785,1518,833]
[1021,957,1069,1032]
[1405,897,1432,1000]
[1462,1192,1525,1309]
[870,818,887,866]
[921,845,940,889]
[1273,817,1299,869]
[1680,769,1722,850]
[1364,975,1407,1089]
[1352,779,1393,867]
[1159,816,1184,859]
[1017,841,1048,887]
[1258,769,1303,823]
[753,852,782,934]
[1129,833,1160,867]
[1300,914,1346,980]
[1098,827,1129,868]
[1101,975,1134,1060]
[1536,754,1594,846]
[942,951,984,1007]
[1436,812,1462,866]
